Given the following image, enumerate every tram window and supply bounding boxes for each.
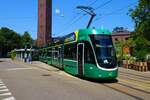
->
[84,42,96,64]
[72,43,77,60]
[64,43,77,60]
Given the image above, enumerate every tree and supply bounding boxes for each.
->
[0,34,5,44]
[0,27,26,57]
[22,31,33,47]
[0,34,6,57]
[132,35,150,61]
[115,38,134,60]
[129,0,150,61]
[130,0,150,40]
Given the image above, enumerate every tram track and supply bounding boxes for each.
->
[102,81,150,100]
[119,71,150,80]
[117,82,150,94]
[102,83,144,100]
[99,70,150,100]
[119,72,150,82]
[119,74,150,85]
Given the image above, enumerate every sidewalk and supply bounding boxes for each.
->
[32,61,60,72]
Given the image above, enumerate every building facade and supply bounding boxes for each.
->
[37,0,52,47]
[112,27,131,55]
[112,27,131,41]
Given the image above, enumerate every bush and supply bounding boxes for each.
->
[10,51,16,60]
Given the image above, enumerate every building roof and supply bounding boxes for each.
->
[112,31,131,36]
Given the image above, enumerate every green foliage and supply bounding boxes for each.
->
[114,38,134,60]
[129,0,150,61]
[132,35,150,61]
[22,31,33,44]
[0,27,34,57]
[10,51,16,60]
[0,34,6,44]
[22,31,33,48]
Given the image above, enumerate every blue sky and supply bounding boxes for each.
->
[0,0,138,39]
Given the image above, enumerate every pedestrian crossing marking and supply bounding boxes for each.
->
[0,89,9,92]
[0,83,5,86]
[0,92,12,96]
[0,86,7,89]
[2,97,16,100]
[0,81,3,84]
[0,79,16,100]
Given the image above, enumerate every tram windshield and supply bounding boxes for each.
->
[90,34,117,69]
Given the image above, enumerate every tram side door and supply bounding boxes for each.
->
[77,43,84,77]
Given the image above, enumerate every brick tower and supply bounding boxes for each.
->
[37,0,52,47]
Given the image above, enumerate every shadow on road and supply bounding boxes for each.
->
[0,60,4,62]
[79,77,118,84]
[42,74,52,77]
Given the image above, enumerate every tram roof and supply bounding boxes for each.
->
[77,28,111,35]
[51,28,111,45]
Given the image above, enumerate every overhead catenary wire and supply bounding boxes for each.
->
[57,0,114,35]
[88,0,99,6]
[93,1,138,22]
[103,1,137,16]
[56,0,98,36]
[56,14,87,36]
[95,0,113,10]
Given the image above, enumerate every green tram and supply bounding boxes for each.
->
[39,29,118,79]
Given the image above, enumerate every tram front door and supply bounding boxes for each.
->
[77,43,84,77]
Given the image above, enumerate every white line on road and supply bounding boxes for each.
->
[0,79,16,100]
[0,86,7,89]
[0,83,5,86]
[5,67,38,71]
[0,92,12,96]
[0,81,3,84]
[2,96,16,100]
[0,89,9,92]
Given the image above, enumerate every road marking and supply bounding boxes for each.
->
[2,97,16,100]
[0,83,5,86]
[0,92,12,96]
[5,67,38,71]
[0,89,9,92]
[0,79,16,100]
[0,81,3,84]
[0,86,7,89]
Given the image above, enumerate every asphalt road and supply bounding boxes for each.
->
[0,59,150,100]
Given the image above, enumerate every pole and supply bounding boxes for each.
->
[87,14,96,28]
[77,6,96,29]
[24,45,27,62]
